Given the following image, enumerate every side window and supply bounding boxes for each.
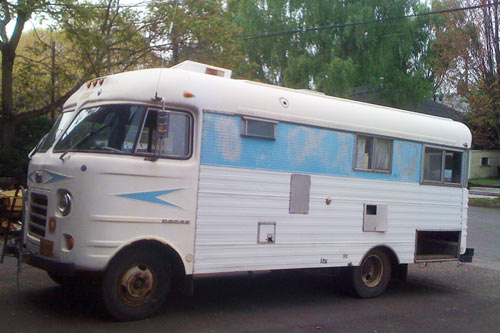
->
[422,146,463,185]
[423,147,442,182]
[136,110,191,158]
[354,135,393,173]
[241,117,277,140]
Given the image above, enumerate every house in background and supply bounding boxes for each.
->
[469,150,500,179]
[349,88,462,120]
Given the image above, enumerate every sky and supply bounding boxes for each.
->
[5,0,148,37]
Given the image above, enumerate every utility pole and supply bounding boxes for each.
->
[50,39,56,121]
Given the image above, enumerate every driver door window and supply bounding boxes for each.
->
[136,110,191,158]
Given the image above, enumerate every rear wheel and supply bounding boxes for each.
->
[351,249,391,298]
[101,247,170,321]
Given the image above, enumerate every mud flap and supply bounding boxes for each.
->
[459,248,474,263]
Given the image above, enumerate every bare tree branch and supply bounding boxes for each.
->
[14,81,82,122]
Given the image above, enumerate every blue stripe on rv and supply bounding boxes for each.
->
[200,112,422,183]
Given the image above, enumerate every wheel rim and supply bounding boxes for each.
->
[118,264,156,307]
[361,255,384,288]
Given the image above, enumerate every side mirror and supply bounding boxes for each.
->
[157,111,170,139]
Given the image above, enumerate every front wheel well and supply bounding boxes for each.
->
[108,239,186,288]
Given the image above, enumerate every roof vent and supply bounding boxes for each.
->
[171,60,232,78]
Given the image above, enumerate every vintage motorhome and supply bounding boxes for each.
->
[18,61,473,320]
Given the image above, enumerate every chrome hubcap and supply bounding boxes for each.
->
[119,264,155,306]
[361,255,383,288]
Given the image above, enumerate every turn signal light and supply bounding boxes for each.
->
[63,234,74,251]
[48,217,56,233]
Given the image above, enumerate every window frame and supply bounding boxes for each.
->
[134,107,194,160]
[353,134,394,174]
[420,145,467,187]
[37,111,75,153]
[241,116,278,140]
[52,104,194,161]
[481,156,490,166]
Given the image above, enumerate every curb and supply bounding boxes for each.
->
[468,183,500,189]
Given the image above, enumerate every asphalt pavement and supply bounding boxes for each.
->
[0,207,498,332]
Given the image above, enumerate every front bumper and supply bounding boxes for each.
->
[24,253,75,275]
[3,239,75,275]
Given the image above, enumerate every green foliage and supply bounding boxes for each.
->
[12,29,78,115]
[0,116,53,184]
[231,0,434,108]
[430,1,500,149]
[51,0,155,77]
[469,178,500,186]
[464,77,500,149]
[147,0,244,70]
[230,0,302,84]
[469,197,500,209]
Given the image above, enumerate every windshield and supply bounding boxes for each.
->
[37,111,74,152]
[54,105,147,153]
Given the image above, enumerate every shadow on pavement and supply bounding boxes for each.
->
[17,270,456,321]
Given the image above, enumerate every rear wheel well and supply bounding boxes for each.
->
[365,245,404,279]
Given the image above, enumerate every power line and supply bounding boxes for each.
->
[46,1,150,9]
[239,2,499,40]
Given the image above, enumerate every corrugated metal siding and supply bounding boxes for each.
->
[194,166,465,273]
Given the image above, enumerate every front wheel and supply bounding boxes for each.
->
[351,249,391,298]
[101,247,170,321]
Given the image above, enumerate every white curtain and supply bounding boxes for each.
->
[374,139,391,171]
[356,136,370,169]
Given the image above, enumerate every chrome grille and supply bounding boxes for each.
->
[29,192,48,237]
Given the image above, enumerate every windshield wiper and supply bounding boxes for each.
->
[59,123,111,161]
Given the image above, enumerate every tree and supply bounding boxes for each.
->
[0,0,71,150]
[231,0,434,108]
[0,0,168,184]
[0,0,159,152]
[13,29,80,120]
[146,0,244,71]
[52,0,157,78]
[230,0,303,85]
[431,0,500,148]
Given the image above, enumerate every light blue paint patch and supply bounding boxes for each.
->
[201,113,422,183]
[44,171,73,183]
[28,171,36,183]
[27,170,72,184]
[117,189,182,207]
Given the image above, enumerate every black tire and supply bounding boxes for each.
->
[101,247,170,321]
[351,249,391,298]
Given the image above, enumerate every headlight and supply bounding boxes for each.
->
[57,190,72,216]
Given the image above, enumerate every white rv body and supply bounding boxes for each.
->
[25,60,471,279]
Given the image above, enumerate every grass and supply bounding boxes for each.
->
[468,178,500,186]
[469,197,500,209]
